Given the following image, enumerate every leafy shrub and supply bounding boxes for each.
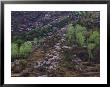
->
[75,24,87,35]
[19,41,32,57]
[88,43,96,50]
[11,43,19,58]
[11,41,32,59]
[88,31,100,46]
[66,24,86,47]
[87,43,96,60]
[76,32,85,47]
[66,24,75,45]
[87,31,100,62]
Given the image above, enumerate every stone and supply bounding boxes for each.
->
[54,46,61,51]
[56,43,60,46]
[62,46,71,49]
[48,66,54,70]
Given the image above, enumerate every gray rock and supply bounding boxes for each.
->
[62,46,71,49]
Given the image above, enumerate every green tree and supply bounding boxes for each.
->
[76,32,85,47]
[66,24,75,46]
[19,41,32,58]
[66,24,87,46]
[75,24,86,47]
[11,43,18,59]
[75,24,87,35]
[87,31,100,62]
[14,39,24,54]
[88,31,100,46]
[87,43,96,62]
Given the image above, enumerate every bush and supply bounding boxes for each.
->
[19,41,32,57]
[75,24,87,35]
[11,43,19,58]
[75,24,87,47]
[14,39,24,53]
[87,31,100,62]
[11,41,32,59]
[66,24,75,46]
[66,24,86,47]
[88,31,100,46]
[76,32,85,47]
[87,43,96,62]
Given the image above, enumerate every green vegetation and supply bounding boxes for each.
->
[87,31,100,61]
[66,24,86,47]
[19,41,32,57]
[66,24,75,46]
[11,41,32,59]
[88,31,100,46]
[11,12,100,77]
[76,32,85,47]
[12,23,100,63]
[11,43,18,58]
[65,24,99,62]
[87,43,96,61]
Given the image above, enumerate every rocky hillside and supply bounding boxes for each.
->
[11,11,100,35]
[11,26,100,77]
[11,11,100,77]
